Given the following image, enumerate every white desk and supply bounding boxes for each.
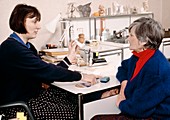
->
[52,63,121,120]
[52,75,120,95]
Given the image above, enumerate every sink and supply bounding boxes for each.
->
[106,37,127,44]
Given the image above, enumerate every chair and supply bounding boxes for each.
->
[0,101,34,120]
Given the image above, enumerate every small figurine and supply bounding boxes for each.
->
[92,5,105,17]
[92,12,100,16]
[67,2,76,18]
[78,33,85,43]
[143,0,149,12]
[77,2,91,17]
[98,5,105,16]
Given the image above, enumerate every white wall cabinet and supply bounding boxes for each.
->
[122,47,132,60]
[161,38,170,59]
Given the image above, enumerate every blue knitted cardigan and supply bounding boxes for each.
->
[116,50,170,119]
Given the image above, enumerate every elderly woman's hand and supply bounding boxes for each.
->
[116,80,127,107]
[67,40,79,64]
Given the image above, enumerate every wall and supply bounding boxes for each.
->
[162,0,170,30]
[0,0,167,50]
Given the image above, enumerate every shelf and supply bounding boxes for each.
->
[61,12,154,41]
[63,12,153,21]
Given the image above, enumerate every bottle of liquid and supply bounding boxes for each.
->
[101,29,107,41]
[101,29,110,41]
[96,29,101,41]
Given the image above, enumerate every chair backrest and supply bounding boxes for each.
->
[0,101,34,120]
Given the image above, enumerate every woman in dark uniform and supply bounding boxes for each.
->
[0,4,98,120]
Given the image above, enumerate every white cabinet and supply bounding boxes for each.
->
[163,45,170,59]
[84,95,120,120]
[101,41,132,60]
[161,38,170,59]
[79,41,123,75]
[122,47,132,60]
[103,52,122,76]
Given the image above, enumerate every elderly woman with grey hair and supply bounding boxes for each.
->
[91,17,170,119]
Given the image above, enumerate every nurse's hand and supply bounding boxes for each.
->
[81,73,101,85]
[67,40,79,64]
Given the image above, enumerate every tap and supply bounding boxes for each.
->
[113,27,128,38]
[69,25,74,41]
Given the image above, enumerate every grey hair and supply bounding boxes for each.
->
[129,17,164,49]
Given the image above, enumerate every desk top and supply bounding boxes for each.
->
[52,75,120,94]
[52,63,120,94]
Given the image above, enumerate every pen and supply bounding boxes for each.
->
[88,48,91,65]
